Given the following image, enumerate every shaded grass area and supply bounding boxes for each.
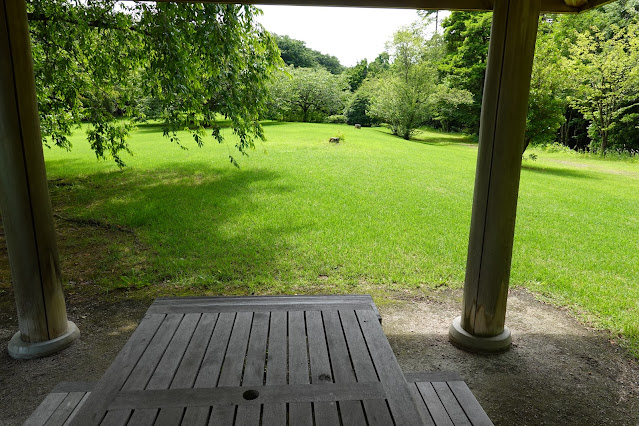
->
[2,122,637,355]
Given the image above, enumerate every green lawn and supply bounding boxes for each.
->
[42,122,639,355]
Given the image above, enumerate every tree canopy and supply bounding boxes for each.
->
[432,3,639,153]
[267,66,349,123]
[29,0,282,166]
[274,34,344,74]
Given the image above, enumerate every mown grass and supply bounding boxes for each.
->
[41,122,639,355]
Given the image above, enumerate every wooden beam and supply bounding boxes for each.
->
[449,0,541,352]
[157,0,612,13]
[1,0,78,359]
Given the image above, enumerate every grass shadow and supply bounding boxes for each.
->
[521,163,597,179]
[260,121,288,128]
[39,162,306,292]
[370,127,476,147]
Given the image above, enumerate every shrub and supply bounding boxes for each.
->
[325,114,347,124]
[344,92,375,126]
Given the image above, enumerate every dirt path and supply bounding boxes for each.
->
[0,288,638,425]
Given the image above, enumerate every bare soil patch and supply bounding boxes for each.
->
[383,289,639,425]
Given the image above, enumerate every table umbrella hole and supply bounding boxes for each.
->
[243,390,259,400]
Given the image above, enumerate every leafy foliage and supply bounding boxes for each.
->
[427,84,474,132]
[345,59,368,92]
[344,92,376,126]
[367,52,391,76]
[268,66,349,123]
[524,20,572,150]
[274,34,344,74]
[439,12,491,133]
[567,24,639,153]
[28,0,282,166]
[367,24,437,139]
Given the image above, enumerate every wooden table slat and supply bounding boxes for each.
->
[148,295,382,321]
[128,409,158,426]
[448,381,494,426]
[218,312,253,386]
[24,392,66,425]
[109,383,386,409]
[261,405,286,426]
[194,312,236,387]
[152,408,183,426]
[184,312,235,423]
[156,313,219,424]
[209,405,235,425]
[43,392,85,426]
[147,313,201,390]
[432,382,471,426]
[62,392,90,426]
[123,314,184,391]
[69,313,166,426]
[180,406,210,426]
[339,309,394,425]
[357,309,427,425]
[235,311,270,424]
[113,314,184,423]
[306,310,340,425]
[99,409,129,426]
[130,313,201,424]
[288,310,313,426]
[242,311,269,386]
[337,310,377,382]
[415,382,453,426]
[171,313,219,388]
[322,310,368,425]
[409,384,436,426]
[262,311,288,426]
[266,311,287,386]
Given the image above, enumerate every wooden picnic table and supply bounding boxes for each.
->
[69,295,430,425]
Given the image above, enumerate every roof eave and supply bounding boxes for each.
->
[173,0,616,13]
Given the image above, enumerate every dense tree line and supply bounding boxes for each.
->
[29,1,639,164]
[273,1,639,154]
[274,34,344,74]
[434,1,639,153]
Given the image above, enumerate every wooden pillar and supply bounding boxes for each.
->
[449,0,540,352]
[1,0,79,359]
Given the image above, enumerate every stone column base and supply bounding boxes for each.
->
[448,316,511,353]
[8,321,80,359]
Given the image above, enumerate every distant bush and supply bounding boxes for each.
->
[325,115,346,124]
[541,142,574,154]
[344,92,375,126]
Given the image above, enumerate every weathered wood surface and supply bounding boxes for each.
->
[24,295,490,425]
[158,0,611,14]
[29,374,492,426]
[23,383,92,426]
[457,0,541,347]
[1,0,69,345]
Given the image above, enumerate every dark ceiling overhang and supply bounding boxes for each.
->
[162,0,614,13]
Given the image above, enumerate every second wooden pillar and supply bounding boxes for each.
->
[449,0,541,352]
